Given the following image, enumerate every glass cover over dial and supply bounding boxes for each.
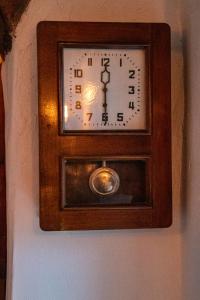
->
[61,46,147,132]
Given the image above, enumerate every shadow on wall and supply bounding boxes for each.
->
[181,1,200,300]
[164,0,184,231]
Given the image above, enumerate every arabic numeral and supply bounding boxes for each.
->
[117,113,124,121]
[74,69,83,78]
[102,112,108,122]
[86,113,93,121]
[129,70,135,78]
[129,101,135,110]
[101,58,110,67]
[75,101,81,109]
[88,58,92,66]
[128,86,135,94]
[75,85,82,93]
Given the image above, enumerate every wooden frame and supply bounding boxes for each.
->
[37,22,171,230]
[58,42,151,135]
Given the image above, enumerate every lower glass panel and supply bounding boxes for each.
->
[62,158,151,208]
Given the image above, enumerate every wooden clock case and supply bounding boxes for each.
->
[37,22,171,230]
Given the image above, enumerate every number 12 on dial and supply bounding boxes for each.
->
[60,46,148,133]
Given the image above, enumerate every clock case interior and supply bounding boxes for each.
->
[37,21,171,230]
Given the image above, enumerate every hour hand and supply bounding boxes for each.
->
[101,66,110,125]
[101,66,110,86]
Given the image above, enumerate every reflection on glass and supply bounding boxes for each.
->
[64,104,68,124]
[83,82,98,105]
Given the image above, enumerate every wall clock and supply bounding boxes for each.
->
[37,22,171,230]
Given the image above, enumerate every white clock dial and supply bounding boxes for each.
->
[62,46,147,131]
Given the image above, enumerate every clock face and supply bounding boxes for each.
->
[61,46,147,132]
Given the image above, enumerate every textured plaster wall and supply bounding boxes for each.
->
[182,1,200,299]
[2,0,184,299]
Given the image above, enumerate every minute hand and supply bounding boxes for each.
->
[101,66,110,125]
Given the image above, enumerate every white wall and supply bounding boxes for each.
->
[182,1,200,299]
[2,1,184,299]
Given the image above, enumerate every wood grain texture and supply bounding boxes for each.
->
[0,62,6,299]
[38,22,171,230]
